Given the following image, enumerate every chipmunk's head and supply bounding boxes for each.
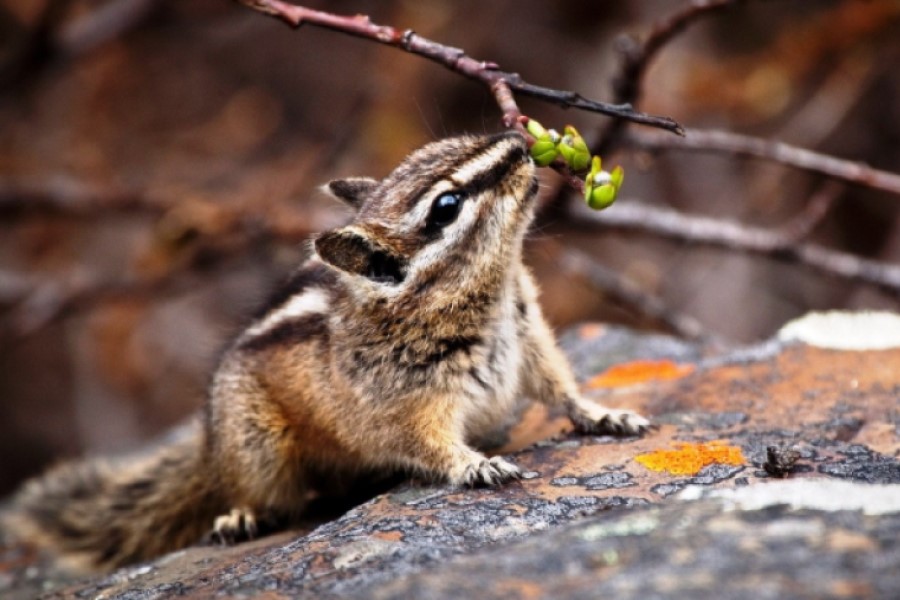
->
[315,132,537,305]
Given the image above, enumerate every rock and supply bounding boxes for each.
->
[1,312,898,599]
[361,493,900,600]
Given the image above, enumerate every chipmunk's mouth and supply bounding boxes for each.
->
[366,249,406,285]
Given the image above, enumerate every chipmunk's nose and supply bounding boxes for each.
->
[483,131,529,170]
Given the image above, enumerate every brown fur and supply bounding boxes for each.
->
[5,132,648,572]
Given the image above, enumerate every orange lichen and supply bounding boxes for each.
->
[586,359,695,389]
[635,441,746,476]
[578,324,606,340]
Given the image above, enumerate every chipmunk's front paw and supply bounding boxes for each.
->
[212,507,258,545]
[568,399,651,436]
[455,455,522,487]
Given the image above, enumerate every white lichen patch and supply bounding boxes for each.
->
[578,512,660,541]
[777,310,900,350]
[332,539,401,570]
[678,479,900,516]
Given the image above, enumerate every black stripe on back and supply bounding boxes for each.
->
[411,335,482,368]
[239,314,329,352]
[253,263,336,320]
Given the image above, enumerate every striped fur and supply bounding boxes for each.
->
[7,132,648,572]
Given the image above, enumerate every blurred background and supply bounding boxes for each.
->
[1,0,898,496]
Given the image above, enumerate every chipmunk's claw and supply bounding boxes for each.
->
[568,399,651,437]
[461,456,522,487]
[211,507,258,545]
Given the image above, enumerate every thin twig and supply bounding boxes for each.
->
[557,247,718,343]
[776,181,843,243]
[0,0,161,87]
[0,179,157,216]
[0,269,36,305]
[0,194,325,336]
[611,0,745,108]
[58,0,161,58]
[568,200,900,295]
[597,0,745,153]
[235,0,683,135]
[0,177,331,240]
[627,128,900,197]
[3,272,197,336]
[0,0,73,87]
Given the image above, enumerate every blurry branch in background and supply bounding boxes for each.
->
[57,0,160,57]
[559,183,842,343]
[776,182,842,244]
[3,1,900,341]
[599,0,745,154]
[567,185,900,296]
[600,0,900,198]
[0,0,72,86]
[0,189,322,336]
[553,244,718,343]
[0,0,161,87]
[234,0,683,136]
[10,177,890,341]
[626,129,900,197]
[610,0,745,106]
[0,178,160,216]
[572,0,900,320]
[0,269,175,336]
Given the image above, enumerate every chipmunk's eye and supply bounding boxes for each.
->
[427,192,463,229]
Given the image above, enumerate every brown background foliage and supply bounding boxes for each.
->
[1,0,898,495]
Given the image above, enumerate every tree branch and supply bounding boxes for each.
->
[556,246,719,343]
[776,181,842,243]
[0,179,158,216]
[568,200,900,295]
[597,0,745,153]
[58,0,161,58]
[627,128,900,197]
[2,271,195,336]
[0,0,73,87]
[235,0,683,135]
[0,0,161,88]
[612,0,746,110]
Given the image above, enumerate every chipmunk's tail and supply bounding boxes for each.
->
[5,422,222,572]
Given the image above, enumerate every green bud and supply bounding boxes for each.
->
[557,125,590,171]
[587,183,618,210]
[584,157,624,210]
[611,165,624,189]
[530,138,559,166]
[525,118,562,166]
[525,118,549,139]
[587,155,602,180]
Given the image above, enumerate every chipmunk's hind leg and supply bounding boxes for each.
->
[211,507,257,545]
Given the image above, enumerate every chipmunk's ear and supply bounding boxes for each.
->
[323,178,378,209]
[315,227,405,284]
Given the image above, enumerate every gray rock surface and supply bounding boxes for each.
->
[1,316,898,599]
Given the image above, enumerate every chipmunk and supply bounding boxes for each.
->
[5,132,649,572]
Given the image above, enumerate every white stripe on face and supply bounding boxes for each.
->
[449,139,519,187]
[403,139,519,231]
